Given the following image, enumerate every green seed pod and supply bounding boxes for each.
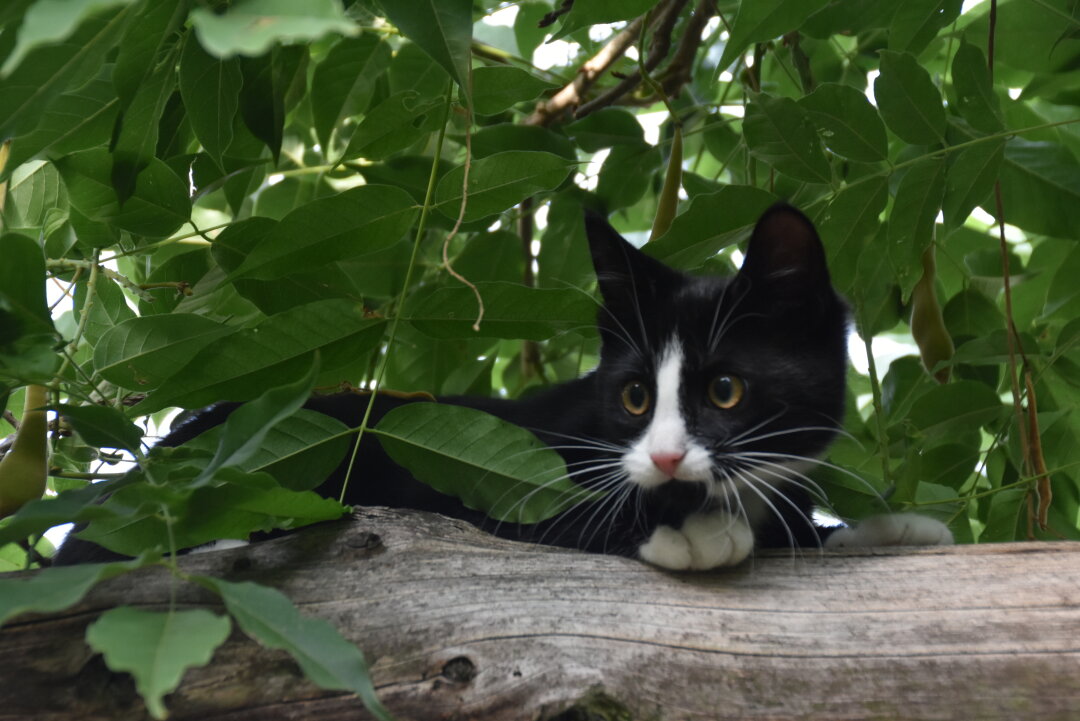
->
[910,246,954,384]
[0,385,49,518]
[650,123,682,242]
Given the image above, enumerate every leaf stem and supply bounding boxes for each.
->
[862,332,892,493]
[337,81,456,504]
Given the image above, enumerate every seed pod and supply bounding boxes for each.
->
[650,123,682,242]
[0,385,49,518]
[910,246,954,384]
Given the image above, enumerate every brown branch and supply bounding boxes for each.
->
[986,0,1047,536]
[525,14,648,126]
[656,0,716,95]
[6,510,1080,719]
[573,0,689,119]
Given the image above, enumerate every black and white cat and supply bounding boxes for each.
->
[56,204,951,568]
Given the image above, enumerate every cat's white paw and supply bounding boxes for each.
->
[825,512,953,549]
[639,511,754,570]
[639,525,693,569]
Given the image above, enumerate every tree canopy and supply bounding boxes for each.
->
[1,0,1079,716]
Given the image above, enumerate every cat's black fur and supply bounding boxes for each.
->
[55,204,850,566]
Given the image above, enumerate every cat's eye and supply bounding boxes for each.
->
[621,381,651,416]
[707,375,745,409]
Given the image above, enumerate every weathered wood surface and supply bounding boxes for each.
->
[4,507,1080,721]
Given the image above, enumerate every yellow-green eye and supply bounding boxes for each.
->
[621,381,650,416]
[708,375,745,409]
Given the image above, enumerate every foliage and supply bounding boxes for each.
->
[1,0,1079,715]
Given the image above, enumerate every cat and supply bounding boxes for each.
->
[55,204,952,568]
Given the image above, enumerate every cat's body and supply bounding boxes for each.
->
[55,205,951,568]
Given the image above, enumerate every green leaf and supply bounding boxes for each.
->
[196,577,393,721]
[311,34,391,150]
[374,403,593,523]
[387,38,450,99]
[229,185,418,280]
[217,409,350,491]
[379,0,472,94]
[111,0,187,110]
[565,108,644,152]
[134,301,386,414]
[888,0,963,56]
[942,138,1004,229]
[0,474,131,547]
[905,380,1004,438]
[513,2,551,59]
[949,40,1003,134]
[817,176,889,295]
[77,468,347,555]
[982,487,1026,542]
[179,35,242,170]
[888,158,946,301]
[74,274,136,348]
[190,0,354,57]
[0,233,53,330]
[644,185,777,269]
[471,124,577,161]
[434,151,574,223]
[942,288,1003,338]
[196,359,319,484]
[874,50,946,145]
[0,0,132,76]
[909,443,980,491]
[0,554,153,628]
[55,148,190,238]
[0,3,134,140]
[55,404,143,453]
[341,91,443,162]
[798,83,888,162]
[407,282,596,340]
[86,607,231,720]
[962,0,1080,75]
[992,139,1080,239]
[852,225,900,338]
[596,143,663,211]
[718,0,831,69]
[93,314,234,391]
[1,68,117,176]
[470,65,556,115]
[110,48,178,205]
[237,45,307,163]
[744,93,831,183]
[553,0,660,39]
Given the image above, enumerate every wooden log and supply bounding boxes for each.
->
[3,507,1080,720]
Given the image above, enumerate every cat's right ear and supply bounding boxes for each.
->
[739,203,831,298]
[583,209,680,308]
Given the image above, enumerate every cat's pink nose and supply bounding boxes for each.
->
[650,451,685,478]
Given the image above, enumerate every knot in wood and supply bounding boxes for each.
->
[345,531,383,551]
[441,656,477,684]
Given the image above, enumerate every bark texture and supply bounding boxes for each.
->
[4,507,1080,720]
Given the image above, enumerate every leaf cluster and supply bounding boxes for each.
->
[1,0,1080,715]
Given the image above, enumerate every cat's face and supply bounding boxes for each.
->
[584,205,849,517]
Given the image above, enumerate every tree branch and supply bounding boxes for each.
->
[3,509,1080,720]
[573,0,689,119]
[525,12,651,126]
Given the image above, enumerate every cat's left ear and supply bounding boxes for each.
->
[738,203,831,297]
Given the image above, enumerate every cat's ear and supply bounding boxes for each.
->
[584,209,681,307]
[739,203,831,297]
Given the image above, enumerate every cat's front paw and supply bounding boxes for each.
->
[824,512,953,549]
[639,511,754,570]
